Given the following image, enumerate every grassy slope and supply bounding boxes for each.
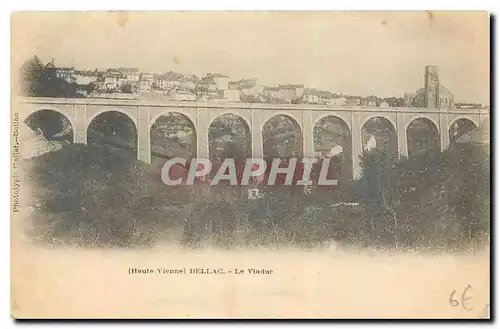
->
[22,143,192,247]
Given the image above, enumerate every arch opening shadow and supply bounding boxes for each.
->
[361,117,398,164]
[449,118,478,146]
[407,117,440,159]
[87,111,137,157]
[24,109,74,143]
[150,113,197,163]
[209,114,251,165]
[263,114,303,160]
[314,116,352,182]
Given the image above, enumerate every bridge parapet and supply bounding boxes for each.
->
[17,96,489,115]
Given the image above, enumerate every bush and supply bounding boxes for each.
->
[356,142,490,251]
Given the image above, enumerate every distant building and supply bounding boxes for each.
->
[119,68,140,82]
[71,70,98,85]
[202,73,229,91]
[411,84,454,109]
[303,88,334,104]
[278,84,304,103]
[404,92,417,107]
[228,80,240,90]
[455,102,483,109]
[155,72,182,90]
[425,65,440,108]
[262,86,282,102]
[180,75,198,90]
[407,66,455,109]
[139,80,152,92]
[229,78,263,98]
[366,95,378,107]
[181,80,196,90]
[329,96,347,106]
[438,85,455,109]
[55,67,74,82]
[345,98,361,107]
[95,81,106,91]
[303,88,320,104]
[117,75,129,87]
[103,73,119,91]
[198,90,220,101]
[198,78,217,92]
[380,97,404,107]
[139,73,154,92]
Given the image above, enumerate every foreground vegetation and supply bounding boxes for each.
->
[21,139,490,252]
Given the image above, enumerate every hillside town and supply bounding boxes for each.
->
[52,64,488,109]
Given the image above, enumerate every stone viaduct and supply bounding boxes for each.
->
[16,97,490,178]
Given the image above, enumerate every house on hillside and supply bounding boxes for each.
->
[120,68,140,83]
[155,72,182,90]
[55,67,74,82]
[262,86,282,103]
[197,79,217,92]
[202,73,229,91]
[180,75,199,90]
[71,70,98,85]
[366,95,378,107]
[329,96,347,106]
[103,72,119,91]
[345,98,361,107]
[303,88,334,104]
[139,73,154,92]
[278,84,304,103]
[229,78,263,99]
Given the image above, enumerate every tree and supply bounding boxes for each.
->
[440,143,490,245]
[19,55,44,96]
[357,138,490,251]
[81,82,97,96]
[120,83,133,94]
[194,84,208,98]
[358,149,402,246]
[19,56,74,97]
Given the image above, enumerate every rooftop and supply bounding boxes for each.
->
[119,68,139,73]
[278,84,304,89]
[156,72,183,81]
[303,88,334,98]
[206,73,229,78]
[229,78,257,89]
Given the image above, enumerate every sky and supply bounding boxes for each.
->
[12,11,490,103]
